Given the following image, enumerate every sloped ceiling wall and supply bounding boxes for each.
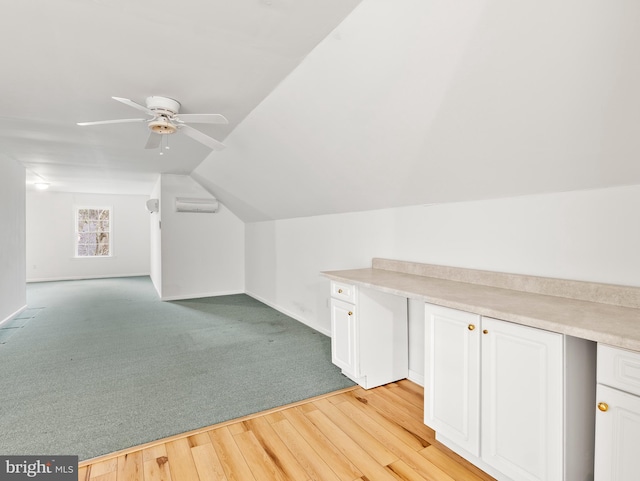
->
[193,0,640,222]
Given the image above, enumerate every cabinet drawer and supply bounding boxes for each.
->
[330,281,356,303]
[598,344,640,397]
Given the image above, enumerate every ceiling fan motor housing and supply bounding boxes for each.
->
[146,96,181,114]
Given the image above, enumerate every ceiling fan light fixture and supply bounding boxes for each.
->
[149,118,177,135]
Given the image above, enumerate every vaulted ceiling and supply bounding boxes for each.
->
[1,0,361,194]
[4,0,640,221]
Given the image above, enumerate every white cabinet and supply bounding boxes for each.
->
[424,304,480,455]
[330,298,357,375]
[330,281,407,389]
[480,316,563,481]
[595,344,640,481]
[425,303,596,481]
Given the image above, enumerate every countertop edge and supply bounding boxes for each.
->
[322,269,640,352]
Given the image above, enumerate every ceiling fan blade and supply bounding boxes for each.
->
[112,96,154,115]
[144,133,162,150]
[175,113,228,124]
[77,118,147,126]
[179,124,225,151]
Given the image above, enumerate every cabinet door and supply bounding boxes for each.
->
[594,384,640,481]
[481,317,563,481]
[425,303,480,456]
[330,298,357,377]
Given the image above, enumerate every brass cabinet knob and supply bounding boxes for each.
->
[468,324,475,331]
[598,402,609,412]
[338,289,343,294]
[348,311,353,316]
[483,329,489,334]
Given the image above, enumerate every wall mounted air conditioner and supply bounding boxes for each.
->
[175,197,219,213]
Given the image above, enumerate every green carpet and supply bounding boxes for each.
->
[0,277,354,460]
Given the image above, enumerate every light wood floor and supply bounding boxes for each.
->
[78,380,495,481]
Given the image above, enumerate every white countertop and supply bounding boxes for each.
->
[323,266,640,352]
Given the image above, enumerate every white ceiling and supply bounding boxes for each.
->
[1,0,361,194]
[194,0,640,221]
[4,0,640,222]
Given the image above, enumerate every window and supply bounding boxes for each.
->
[75,207,111,257]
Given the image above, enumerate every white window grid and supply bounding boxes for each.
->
[74,206,112,257]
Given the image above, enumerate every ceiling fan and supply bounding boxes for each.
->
[77,96,228,151]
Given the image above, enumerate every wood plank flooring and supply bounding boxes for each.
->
[78,380,495,481]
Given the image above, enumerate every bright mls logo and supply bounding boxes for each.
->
[0,456,77,480]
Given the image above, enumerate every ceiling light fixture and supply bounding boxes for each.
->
[34,182,50,190]
[149,117,177,135]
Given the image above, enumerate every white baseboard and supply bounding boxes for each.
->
[161,290,244,301]
[26,273,150,283]
[245,291,331,337]
[1,305,27,328]
[407,369,425,387]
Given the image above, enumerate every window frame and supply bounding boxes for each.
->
[74,205,113,258]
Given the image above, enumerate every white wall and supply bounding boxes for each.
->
[159,174,244,300]
[26,191,150,282]
[392,186,640,286]
[0,159,26,324]
[245,184,640,381]
[246,209,397,330]
[149,177,162,297]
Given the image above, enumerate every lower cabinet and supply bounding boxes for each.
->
[594,344,640,480]
[330,297,357,375]
[424,303,596,481]
[424,304,481,455]
[330,281,408,389]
